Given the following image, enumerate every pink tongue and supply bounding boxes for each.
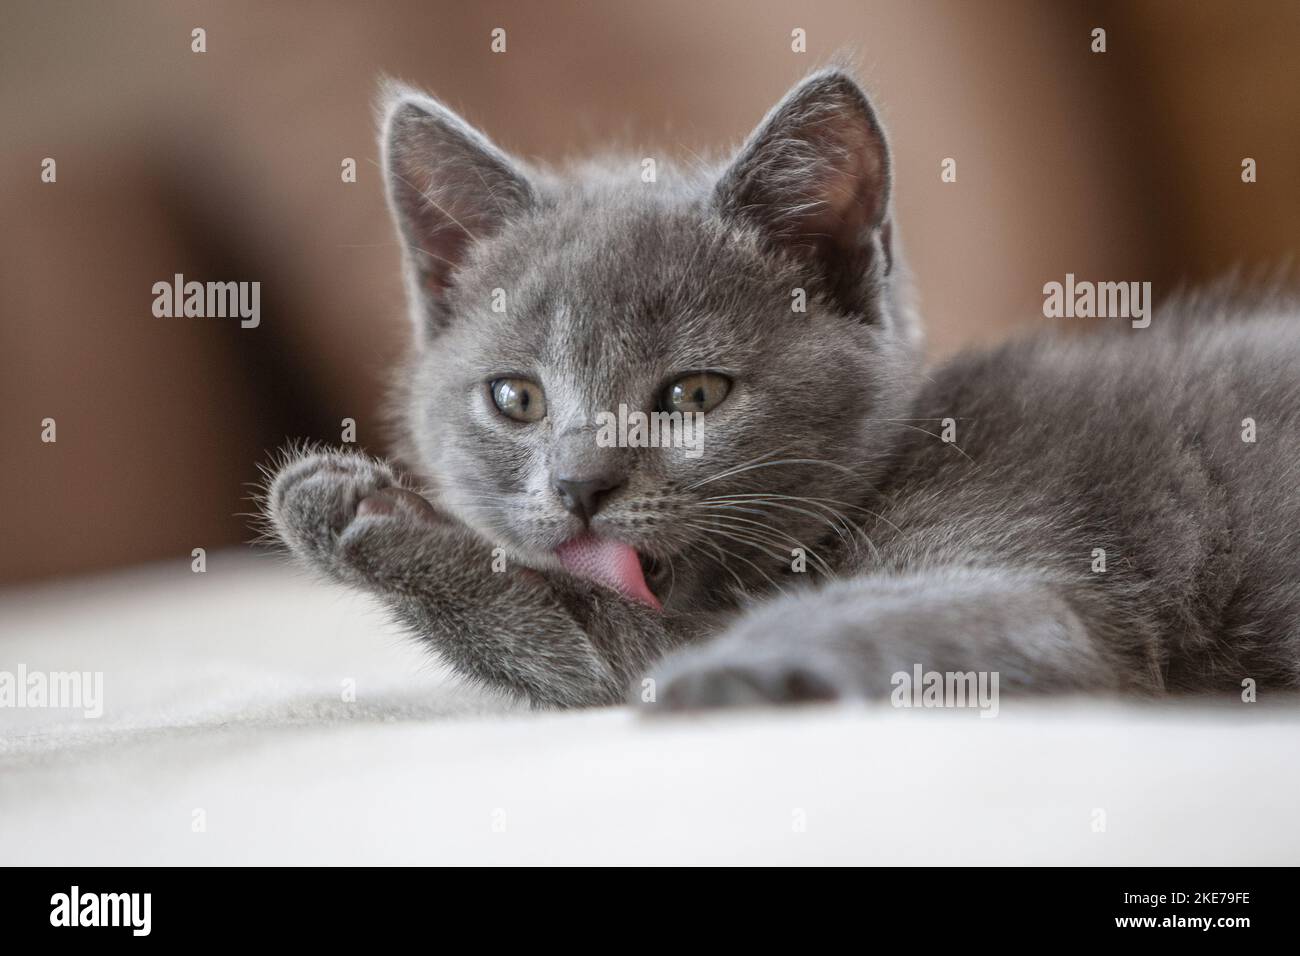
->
[555,535,661,610]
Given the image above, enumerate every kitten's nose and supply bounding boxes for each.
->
[554,474,624,524]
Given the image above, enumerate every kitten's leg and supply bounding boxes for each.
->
[266,448,676,707]
[645,566,1148,711]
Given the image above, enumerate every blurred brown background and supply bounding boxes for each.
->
[1,0,1297,585]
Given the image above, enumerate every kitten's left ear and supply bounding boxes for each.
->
[715,69,892,315]
[380,82,534,332]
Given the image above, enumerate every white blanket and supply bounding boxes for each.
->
[2,552,1296,865]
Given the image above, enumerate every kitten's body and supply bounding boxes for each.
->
[265,71,1299,708]
[841,311,1300,694]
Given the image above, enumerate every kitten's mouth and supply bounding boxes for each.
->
[640,552,675,607]
[639,552,667,593]
[554,534,662,611]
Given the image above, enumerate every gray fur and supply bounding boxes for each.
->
[262,70,1299,710]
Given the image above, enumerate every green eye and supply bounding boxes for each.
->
[490,377,547,422]
[661,372,731,414]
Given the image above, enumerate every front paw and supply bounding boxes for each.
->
[265,448,436,580]
[644,642,854,712]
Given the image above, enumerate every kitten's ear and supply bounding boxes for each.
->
[380,83,534,325]
[715,69,892,315]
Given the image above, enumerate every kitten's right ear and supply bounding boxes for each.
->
[380,82,534,325]
[715,69,892,318]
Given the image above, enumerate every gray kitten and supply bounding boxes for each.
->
[264,70,1300,709]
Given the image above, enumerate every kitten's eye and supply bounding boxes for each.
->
[661,372,732,414]
[489,378,547,422]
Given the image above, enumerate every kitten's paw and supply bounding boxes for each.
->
[266,449,432,577]
[642,643,853,712]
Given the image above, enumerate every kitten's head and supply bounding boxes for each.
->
[381,69,920,611]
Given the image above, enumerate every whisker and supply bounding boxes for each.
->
[684,517,791,566]
[692,536,754,598]
[698,491,898,554]
[882,420,977,464]
[689,512,835,578]
[688,529,789,598]
[682,447,791,490]
[698,496,858,553]
[662,551,679,606]
[686,456,861,491]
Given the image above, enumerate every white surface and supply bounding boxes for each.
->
[1,552,1297,865]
